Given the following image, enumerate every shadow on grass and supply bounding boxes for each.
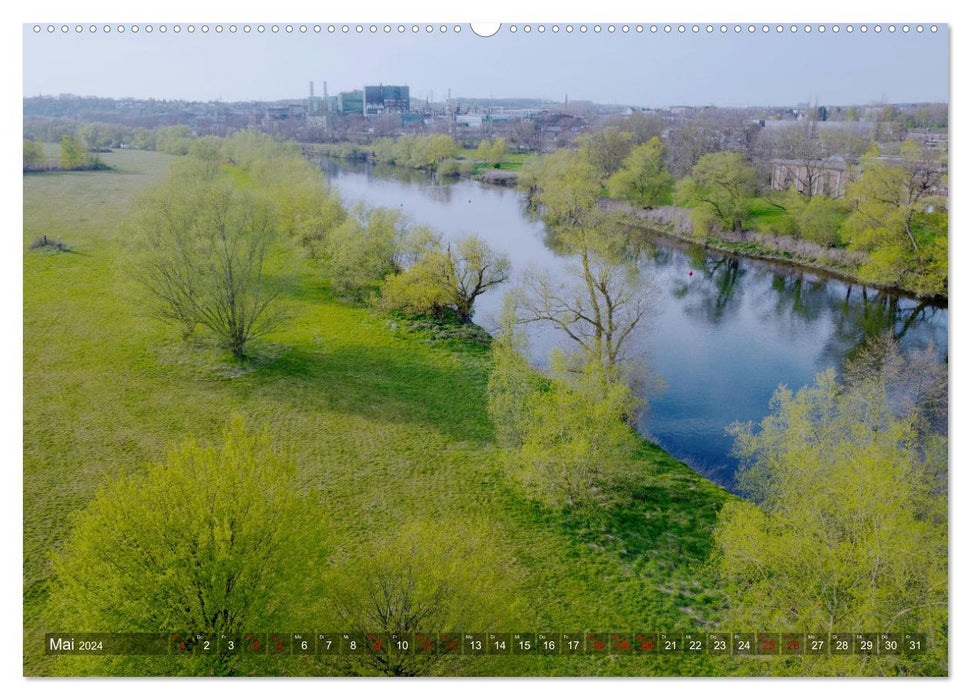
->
[567,444,729,565]
[233,341,495,445]
[499,437,732,599]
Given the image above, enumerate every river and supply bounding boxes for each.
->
[320,158,948,490]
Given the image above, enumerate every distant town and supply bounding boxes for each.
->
[23,84,948,202]
[23,82,947,144]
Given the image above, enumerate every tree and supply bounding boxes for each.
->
[155,125,193,155]
[475,137,507,166]
[664,119,722,177]
[511,119,542,152]
[712,340,947,676]
[531,149,603,225]
[398,133,459,169]
[607,111,666,145]
[842,144,947,296]
[128,176,285,357]
[187,136,225,178]
[378,248,456,318]
[577,126,634,178]
[488,297,645,508]
[49,417,323,676]
[445,235,511,323]
[225,132,347,253]
[320,521,523,676]
[504,352,643,508]
[323,206,403,295]
[23,138,45,171]
[606,137,673,208]
[766,188,848,246]
[518,219,655,374]
[380,234,509,324]
[761,124,828,196]
[486,295,545,448]
[59,133,90,170]
[675,151,757,234]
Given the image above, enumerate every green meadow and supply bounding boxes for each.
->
[23,149,730,676]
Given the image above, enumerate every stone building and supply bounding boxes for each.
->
[770,156,851,197]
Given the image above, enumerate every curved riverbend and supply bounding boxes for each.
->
[321,158,948,490]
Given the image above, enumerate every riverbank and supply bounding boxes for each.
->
[611,201,946,304]
[304,140,945,302]
[302,142,523,185]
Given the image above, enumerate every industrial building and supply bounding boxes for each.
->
[364,85,410,115]
[338,90,364,114]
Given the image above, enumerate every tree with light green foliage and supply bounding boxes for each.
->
[379,233,509,324]
[322,205,404,296]
[154,125,193,155]
[59,134,90,170]
[319,520,525,676]
[475,137,507,167]
[378,247,455,318]
[48,417,325,676]
[219,132,347,252]
[842,144,947,297]
[606,137,673,208]
[766,188,848,246]
[712,339,947,676]
[531,149,603,226]
[187,136,224,178]
[509,352,644,508]
[674,151,757,234]
[486,294,545,448]
[516,154,544,198]
[490,291,648,509]
[379,133,460,170]
[794,194,847,246]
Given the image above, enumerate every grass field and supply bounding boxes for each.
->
[23,149,731,676]
[744,195,793,231]
[461,149,530,176]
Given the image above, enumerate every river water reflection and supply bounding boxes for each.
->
[321,158,948,490]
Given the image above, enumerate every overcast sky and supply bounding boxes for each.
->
[22,24,949,107]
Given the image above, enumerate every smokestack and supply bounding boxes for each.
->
[323,81,328,99]
[309,81,314,98]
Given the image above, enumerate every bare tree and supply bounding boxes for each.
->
[445,235,511,324]
[129,180,285,357]
[518,216,656,373]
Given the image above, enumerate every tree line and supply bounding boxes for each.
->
[125,131,512,359]
[314,134,510,178]
[517,120,947,298]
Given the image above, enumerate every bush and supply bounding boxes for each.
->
[436,157,461,176]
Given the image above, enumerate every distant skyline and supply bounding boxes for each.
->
[23,24,948,107]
